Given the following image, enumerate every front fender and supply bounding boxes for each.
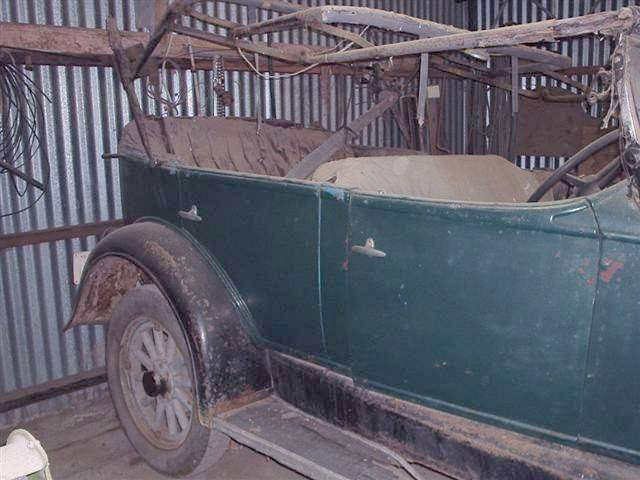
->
[67,220,271,425]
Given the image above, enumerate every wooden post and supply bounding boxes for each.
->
[106,18,157,167]
[416,32,430,153]
[320,66,331,130]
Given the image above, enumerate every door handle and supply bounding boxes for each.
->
[351,238,386,258]
[178,205,202,222]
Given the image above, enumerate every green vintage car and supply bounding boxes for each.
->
[68,14,640,480]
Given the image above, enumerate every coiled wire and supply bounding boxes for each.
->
[0,49,50,218]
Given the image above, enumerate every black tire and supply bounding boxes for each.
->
[107,285,229,477]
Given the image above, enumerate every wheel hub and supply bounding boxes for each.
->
[142,370,168,398]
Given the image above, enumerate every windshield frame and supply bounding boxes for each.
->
[619,33,640,180]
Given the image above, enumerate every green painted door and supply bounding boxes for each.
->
[581,182,640,458]
[178,169,325,357]
[347,193,600,438]
[120,159,182,223]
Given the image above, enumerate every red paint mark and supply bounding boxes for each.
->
[599,259,624,283]
[586,277,595,287]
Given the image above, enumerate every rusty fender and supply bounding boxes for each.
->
[66,220,271,426]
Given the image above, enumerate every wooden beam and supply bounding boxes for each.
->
[304,8,634,65]
[0,21,196,68]
[170,23,303,63]
[107,17,157,167]
[231,7,489,62]
[231,11,374,48]
[187,7,239,30]
[0,22,367,76]
[0,368,106,414]
[132,0,176,77]
[213,6,373,48]
[282,6,573,68]
[0,219,124,250]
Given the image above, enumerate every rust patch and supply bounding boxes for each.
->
[204,388,272,426]
[67,256,142,329]
[600,258,624,283]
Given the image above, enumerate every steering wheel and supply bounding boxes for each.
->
[527,129,621,202]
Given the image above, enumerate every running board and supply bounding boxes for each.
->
[269,351,640,480]
[213,395,449,480]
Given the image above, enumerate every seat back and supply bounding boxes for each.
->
[311,155,553,203]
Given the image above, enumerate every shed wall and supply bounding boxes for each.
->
[0,0,468,426]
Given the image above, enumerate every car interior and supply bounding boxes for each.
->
[120,116,623,205]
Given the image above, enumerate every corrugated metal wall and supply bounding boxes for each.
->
[475,0,638,169]
[0,0,468,426]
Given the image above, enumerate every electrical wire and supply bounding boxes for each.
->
[236,26,370,81]
[0,50,51,218]
[236,47,320,80]
[146,33,191,115]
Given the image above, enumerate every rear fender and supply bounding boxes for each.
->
[66,220,271,425]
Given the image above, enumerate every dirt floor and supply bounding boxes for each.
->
[0,397,304,480]
[1,395,450,480]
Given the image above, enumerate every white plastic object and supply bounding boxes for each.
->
[72,251,91,285]
[427,84,440,99]
[0,429,49,480]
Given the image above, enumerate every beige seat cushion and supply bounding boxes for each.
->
[311,155,553,203]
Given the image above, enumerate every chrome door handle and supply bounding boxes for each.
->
[178,205,202,222]
[351,238,386,258]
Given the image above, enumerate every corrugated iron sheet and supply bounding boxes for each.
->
[0,0,467,426]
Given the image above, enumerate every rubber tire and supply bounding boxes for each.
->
[107,285,229,477]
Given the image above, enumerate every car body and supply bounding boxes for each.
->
[68,20,640,480]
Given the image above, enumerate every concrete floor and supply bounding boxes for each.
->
[0,397,304,480]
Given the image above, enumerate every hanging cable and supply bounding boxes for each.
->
[146,33,191,115]
[0,49,51,218]
[236,26,370,81]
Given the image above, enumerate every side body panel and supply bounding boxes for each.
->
[347,193,600,438]
[119,157,640,460]
[318,186,352,368]
[121,158,353,367]
[582,181,640,458]
[120,159,182,224]
[178,168,326,357]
